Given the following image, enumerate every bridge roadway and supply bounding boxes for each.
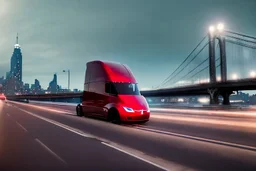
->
[0,101,256,171]
[6,78,256,99]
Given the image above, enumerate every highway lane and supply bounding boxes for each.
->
[0,101,165,171]
[5,101,256,171]
[21,101,256,147]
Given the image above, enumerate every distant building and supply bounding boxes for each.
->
[249,94,256,104]
[58,88,69,93]
[31,84,35,92]
[4,34,23,95]
[230,91,249,103]
[10,34,22,83]
[48,74,59,93]
[24,83,30,94]
[73,89,78,92]
[0,76,4,84]
[2,77,21,95]
[6,72,10,79]
[34,79,42,94]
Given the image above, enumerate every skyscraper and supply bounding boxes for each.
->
[34,79,42,94]
[24,83,30,94]
[10,33,22,82]
[6,72,10,79]
[48,74,59,93]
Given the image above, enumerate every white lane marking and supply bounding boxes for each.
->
[16,107,175,170]
[135,126,256,152]
[17,105,256,152]
[102,142,169,171]
[35,138,67,164]
[14,104,256,151]
[16,121,28,132]
[17,108,91,138]
[6,113,10,117]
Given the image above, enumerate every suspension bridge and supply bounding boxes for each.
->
[6,24,256,105]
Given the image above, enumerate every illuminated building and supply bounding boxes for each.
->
[10,33,23,83]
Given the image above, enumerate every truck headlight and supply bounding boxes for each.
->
[123,107,134,112]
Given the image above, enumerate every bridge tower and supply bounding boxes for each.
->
[208,25,230,105]
[208,29,216,84]
[218,34,230,105]
[217,34,227,82]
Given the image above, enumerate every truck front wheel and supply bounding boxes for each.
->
[108,108,121,124]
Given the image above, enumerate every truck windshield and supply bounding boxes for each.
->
[113,83,140,95]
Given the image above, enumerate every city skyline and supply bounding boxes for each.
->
[0,33,80,94]
[1,34,78,91]
[0,0,256,91]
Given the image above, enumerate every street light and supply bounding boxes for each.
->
[250,71,256,78]
[217,23,224,32]
[217,76,221,82]
[63,69,70,91]
[232,73,238,80]
[209,25,215,34]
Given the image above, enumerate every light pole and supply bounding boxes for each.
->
[63,69,70,91]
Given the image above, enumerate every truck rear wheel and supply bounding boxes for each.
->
[76,104,84,117]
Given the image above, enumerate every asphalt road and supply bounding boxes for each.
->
[0,101,163,171]
[1,101,256,171]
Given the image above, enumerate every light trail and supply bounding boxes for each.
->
[150,108,256,118]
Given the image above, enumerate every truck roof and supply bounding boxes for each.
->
[86,60,137,83]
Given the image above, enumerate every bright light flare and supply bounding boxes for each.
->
[217,23,224,32]
[232,73,238,80]
[209,26,215,33]
[250,71,256,78]
[178,98,184,102]
[217,76,221,82]
[198,98,210,104]
[140,87,152,91]
[199,78,210,83]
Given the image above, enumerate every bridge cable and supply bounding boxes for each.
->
[225,35,256,45]
[226,39,256,49]
[174,41,220,85]
[224,30,256,40]
[174,58,208,83]
[190,65,209,79]
[157,35,207,88]
[162,41,209,87]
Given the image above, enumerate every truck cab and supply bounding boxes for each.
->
[76,60,150,123]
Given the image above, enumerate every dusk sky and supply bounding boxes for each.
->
[0,0,256,90]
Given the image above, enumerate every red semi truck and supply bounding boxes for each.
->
[76,60,150,123]
[0,93,6,101]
